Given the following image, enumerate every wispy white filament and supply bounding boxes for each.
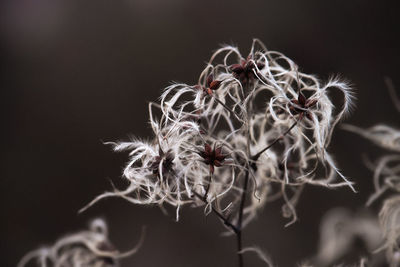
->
[18,218,145,267]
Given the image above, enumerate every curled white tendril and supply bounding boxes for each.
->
[313,208,382,267]
[341,78,400,266]
[18,218,145,267]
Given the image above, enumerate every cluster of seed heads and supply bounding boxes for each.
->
[18,219,144,267]
[20,39,360,267]
[82,39,355,226]
[343,78,400,266]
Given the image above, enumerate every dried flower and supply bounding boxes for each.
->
[379,196,400,266]
[313,208,382,267]
[198,143,227,174]
[230,55,265,86]
[18,218,144,267]
[149,148,175,177]
[342,79,400,266]
[289,91,318,121]
[80,39,355,266]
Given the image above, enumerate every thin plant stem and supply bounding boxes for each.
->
[235,119,297,267]
[192,191,239,233]
[252,120,298,161]
[236,170,249,267]
[211,95,243,123]
[203,93,298,267]
[233,83,254,267]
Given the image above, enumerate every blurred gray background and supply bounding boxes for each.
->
[1,0,399,266]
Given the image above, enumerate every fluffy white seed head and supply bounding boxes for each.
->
[314,208,382,267]
[18,218,144,267]
[379,196,400,266]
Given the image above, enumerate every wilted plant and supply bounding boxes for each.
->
[77,39,356,266]
[312,208,382,266]
[18,218,144,267]
[341,78,400,266]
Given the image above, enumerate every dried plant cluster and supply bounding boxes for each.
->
[83,39,355,219]
[20,39,360,267]
[341,79,400,267]
[80,39,354,266]
[18,219,144,267]
[313,208,383,266]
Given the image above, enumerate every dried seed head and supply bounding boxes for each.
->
[149,149,175,177]
[18,219,144,267]
[230,55,264,86]
[289,91,318,121]
[198,143,227,174]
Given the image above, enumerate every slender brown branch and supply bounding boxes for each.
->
[235,170,250,267]
[234,115,297,267]
[252,120,298,161]
[233,84,254,267]
[237,230,243,267]
[212,95,243,122]
[232,120,298,267]
[192,191,239,233]
[237,171,250,230]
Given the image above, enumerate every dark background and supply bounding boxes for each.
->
[1,0,399,266]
